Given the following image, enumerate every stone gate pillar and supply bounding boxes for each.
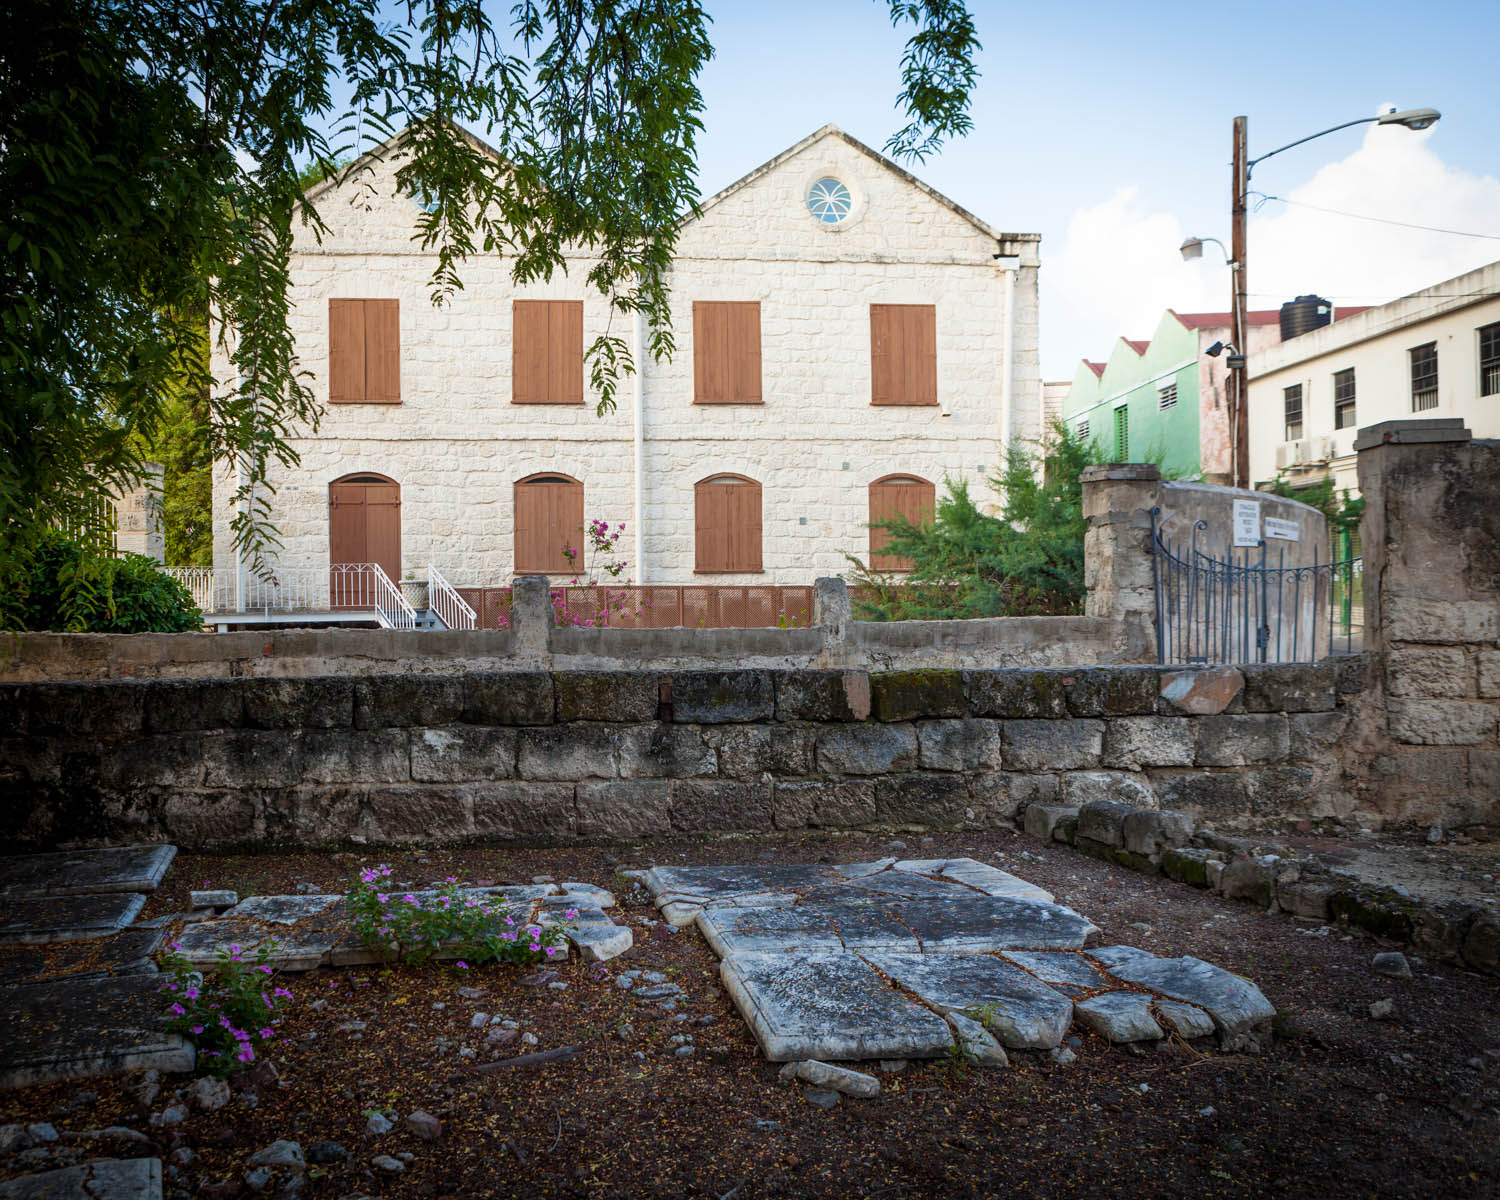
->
[113,462,165,562]
[1081,464,1163,664]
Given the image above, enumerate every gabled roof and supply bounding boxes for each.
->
[1083,360,1105,377]
[1122,338,1150,356]
[300,121,505,207]
[690,123,1029,244]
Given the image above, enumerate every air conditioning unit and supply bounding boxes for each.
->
[1313,436,1337,463]
[1275,441,1305,469]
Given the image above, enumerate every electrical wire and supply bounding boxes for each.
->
[1250,191,1500,241]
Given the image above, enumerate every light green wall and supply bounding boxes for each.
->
[1060,311,1204,478]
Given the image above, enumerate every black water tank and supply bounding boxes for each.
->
[1279,294,1333,341]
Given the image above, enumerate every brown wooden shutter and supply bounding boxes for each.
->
[329,300,367,404]
[363,482,402,578]
[512,301,549,405]
[693,302,762,404]
[514,476,584,573]
[695,476,762,572]
[869,475,935,570]
[363,300,401,404]
[870,304,937,406]
[329,482,367,564]
[514,301,583,405]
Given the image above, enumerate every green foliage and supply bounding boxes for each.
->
[7,530,202,632]
[851,423,1106,620]
[0,0,981,628]
[1263,474,1364,556]
[160,940,292,1076]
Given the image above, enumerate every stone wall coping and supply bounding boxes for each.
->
[1352,418,1472,451]
[1079,463,1162,483]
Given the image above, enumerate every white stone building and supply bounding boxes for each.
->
[212,124,1041,594]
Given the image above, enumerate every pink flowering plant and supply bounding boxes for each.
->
[347,866,570,966]
[158,940,290,1077]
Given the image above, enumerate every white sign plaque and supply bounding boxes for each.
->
[1264,517,1301,542]
[1232,499,1262,547]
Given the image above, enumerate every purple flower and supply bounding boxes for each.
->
[564,908,579,920]
[455,961,468,970]
[273,987,293,1000]
[259,1028,274,1039]
[528,942,542,953]
[190,1024,204,1034]
[170,1003,185,1016]
[235,1044,255,1064]
[184,986,199,1000]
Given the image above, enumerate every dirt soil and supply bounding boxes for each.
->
[1276,830,1500,907]
[3,827,1499,1200]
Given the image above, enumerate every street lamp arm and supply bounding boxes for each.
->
[1246,117,1377,177]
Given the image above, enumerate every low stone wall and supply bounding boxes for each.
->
[1,661,1366,852]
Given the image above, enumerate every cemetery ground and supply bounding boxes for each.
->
[2,827,1498,1199]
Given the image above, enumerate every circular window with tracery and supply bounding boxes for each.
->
[807,177,853,224]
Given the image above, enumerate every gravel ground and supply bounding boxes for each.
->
[3,827,1498,1199]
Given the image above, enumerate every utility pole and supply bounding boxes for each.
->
[1230,115,1249,489]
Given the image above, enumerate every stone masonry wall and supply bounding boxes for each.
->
[0,661,1364,852]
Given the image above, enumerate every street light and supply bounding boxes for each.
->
[1186,105,1440,488]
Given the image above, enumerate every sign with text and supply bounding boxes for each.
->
[1232,499,1262,547]
[1264,517,1301,542]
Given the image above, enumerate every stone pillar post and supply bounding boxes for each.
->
[1354,419,1498,827]
[113,463,165,562]
[1081,464,1162,664]
[813,576,856,666]
[509,575,554,664]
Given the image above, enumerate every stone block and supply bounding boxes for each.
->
[870,670,966,721]
[262,786,363,845]
[771,779,879,829]
[968,774,1058,825]
[301,729,410,784]
[470,782,577,839]
[795,1059,881,1098]
[1478,651,1500,699]
[1194,714,1289,766]
[1074,993,1163,1043]
[816,724,918,775]
[1333,653,1371,693]
[669,780,773,833]
[144,679,246,733]
[573,780,671,838]
[1245,765,1316,817]
[1074,799,1134,848]
[1409,899,1478,963]
[998,720,1102,771]
[555,672,659,722]
[201,730,305,788]
[366,786,470,841]
[98,735,205,789]
[672,671,774,723]
[1151,771,1249,820]
[1061,771,1156,810]
[1218,856,1278,907]
[872,773,970,827]
[1461,914,1499,975]
[1159,667,1244,715]
[1383,597,1497,644]
[1161,847,1222,888]
[1064,668,1161,716]
[410,726,517,782]
[1471,750,1500,795]
[28,683,146,737]
[462,672,554,726]
[618,725,719,778]
[1275,873,1338,921]
[242,677,353,729]
[352,675,464,729]
[1101,717,1196,768]
[1329,884,1417,942]
[163,791,259,847]
[1096,950,1275,1053]
[1385,647,1471,699]
[1387,699,1495,746]
[774,671,871,722]
[917,719,1002,772]
[1289,711,1349,758]
[963,670,1068,718]
[867,952,1074,1049]
[518,726,617,780]
[1241,664,1336,712]
[1022,804,1078,842]
[1121,808,1193,857]
[704,725,813,779]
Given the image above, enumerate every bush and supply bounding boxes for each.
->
[159,940,293,1076]
[10,529,201,632]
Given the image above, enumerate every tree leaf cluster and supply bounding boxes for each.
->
[6,529,202,632]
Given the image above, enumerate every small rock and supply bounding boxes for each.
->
[532,875,555,884]
[1372,952,1412,981]
[614,976,635,991]
[615,1024,635,1043]
[485,1028,519,1047]
[520,1032,539,1047]
[339,1021,368,1033]
[457,1047,476,1060]
[777,1062,802,1083]
[0,1124,31,1153]
[1370,998,1396,1020]
[247,1139,305,1169]
[168,1146,195,1166]
[1049,1047,1078,1067]
[295,882,321,894]
[457,987,485,1001]
[191,889,238,910]
[244,1166,275,1192]
[1426,825,1444,844]
[470,1012,489,1029]
[750,1119,781,1132]
[795,1060,880,1099]
[801,1088,841,1110]
[632,984,682,1000]
[431,1002,446,1010]
[1197,1106,1216,1117]
[371,1154,405,1174]
[190,1076,231,1113]
[365,1112,394,1136]
[520,971,557,988]
[945,1012,1008,1068]
[674,1045,695,1058]
[878,1060,908,1074]
[406,1111,442,1142]
[308,1140,348,1164]
[547,982,568,991]
[133,1069,161,1108]
[888,840,907,850]
[156,1105,188,1127]
[309,1000,328,1013]
[395,1151,416,1164]
[25,1122,58,1144]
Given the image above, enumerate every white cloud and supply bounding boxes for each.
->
[1044,123,1500,377]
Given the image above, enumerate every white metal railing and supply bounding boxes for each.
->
[367,563,418,630]
[427,563,477,630]
[162,563,417,628]
[165,566,217,613]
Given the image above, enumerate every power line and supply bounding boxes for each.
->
[1251,192,1500,241]
[1247,290,1498,301]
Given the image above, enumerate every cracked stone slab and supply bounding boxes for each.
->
[1001,951,1117,995]
[722,952,954,1062]
[220,894,341,924]
[0,1156,162,1199]
[1155,1000,1216,1040]
[696,903,920,958]
[800,874,984,903]
[881,897,1101,953]
[1094,951,1276,1051]
[643,864,847,905]
[1074,992,1164,1043]
[0,845,176,899]
[0,975,193,1089]
[171,911,347,972]
[891,859,1055,903]
[565,923,633,962]
[0,894,147,947]
[865,953,1074,1050]
[0,928,164,990]
[558,882,616,908]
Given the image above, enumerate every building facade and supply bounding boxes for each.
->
[1248,261,1500,497]
[211,126,1041,591]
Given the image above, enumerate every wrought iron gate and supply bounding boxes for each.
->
[1151,508,1361,665]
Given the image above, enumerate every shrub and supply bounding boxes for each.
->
[347,867,571,966]
[11,529,201,632]
[159,940,292,1076]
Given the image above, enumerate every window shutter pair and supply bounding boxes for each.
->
[868,476,936,571]
[329,299,400,404]
[513,476,585,574]
[513,301,584,405]
[693,302,762,405]
[870,304,937,406]
[694,476,762,573]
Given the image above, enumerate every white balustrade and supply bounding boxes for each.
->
[428,563,477,630]
[367,563,418,630]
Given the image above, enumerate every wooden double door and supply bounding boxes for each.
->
[329,474,400,606]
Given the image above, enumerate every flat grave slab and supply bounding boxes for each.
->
[220,894,341,924]
[802,873,983,903]
[643,864,848,905]
[721,952,954,1062]
[0,845,176,898]
[696,904,916,957]
[0,974,193,1089]
[866,953,1075,1050]
[884,896,1101,953]
[0,928,164,990]
[892,859,1055,903]
[1001,950,1117,995]
[1092,949,1276,1050]
[0,1156,162,1199]
[0,893,147,947]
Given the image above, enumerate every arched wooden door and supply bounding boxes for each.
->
[514,474,584,575]
[868,474,935,571]
[329,473,401,606]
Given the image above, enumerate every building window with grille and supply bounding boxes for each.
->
[1333,368,1356,430]
[1284,384,1303,441]
[1410,342,1439,411]
[1076,418,1089,441]
[1113,405,1129,460]
[1480,322,1500,397]
[1157,381,1178,410]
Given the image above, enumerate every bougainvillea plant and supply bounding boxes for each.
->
[159,940,291,1077]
